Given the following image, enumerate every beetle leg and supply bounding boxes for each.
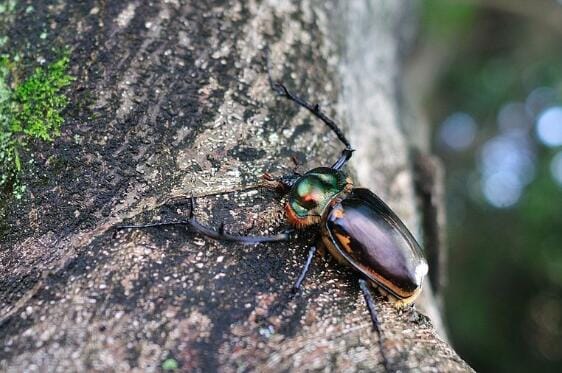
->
[359,278,391,372]
[117,219,291,244]
[274,82,354,170]
[269,80,352,148]
[331,148,355,171]
[292,245,317,293]
[266,65,354,169]
[117,197,292,245]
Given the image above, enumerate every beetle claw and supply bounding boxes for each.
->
[271,81,288,97]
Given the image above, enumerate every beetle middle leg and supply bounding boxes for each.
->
[359,278,391,372]
[291,245,317,294]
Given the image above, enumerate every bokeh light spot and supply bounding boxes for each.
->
[481,170,523,208]
[550,151,562,187]
[536,106,562,147]
[480,134,536,186]
[526,87,557,119]
[479,133,537,208]
[439,112,477,151]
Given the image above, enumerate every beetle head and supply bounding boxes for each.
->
[285,167,352,229]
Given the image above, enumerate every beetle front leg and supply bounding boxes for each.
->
[117,218,291,244]
[331,148,355,171]
[117,196,292,245]
[271,81,355,169]
[266,61,354,170]
[359,278,391,372]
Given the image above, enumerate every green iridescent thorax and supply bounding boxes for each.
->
[287,167,350,219]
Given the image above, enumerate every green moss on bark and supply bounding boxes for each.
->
[0,53,74,199]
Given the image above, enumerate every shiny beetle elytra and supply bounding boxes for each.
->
[119,76,429,369]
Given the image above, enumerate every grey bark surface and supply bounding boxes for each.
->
[0,1,472,372]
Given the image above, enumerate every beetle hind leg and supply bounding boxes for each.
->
[359,278,391,372]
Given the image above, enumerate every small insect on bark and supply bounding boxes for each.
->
[118,68,429,371]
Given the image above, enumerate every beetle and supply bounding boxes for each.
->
[118,76,428,370]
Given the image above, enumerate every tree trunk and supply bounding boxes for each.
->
[1,0,472,371]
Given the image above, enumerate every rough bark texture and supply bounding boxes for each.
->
[1,1,472,372]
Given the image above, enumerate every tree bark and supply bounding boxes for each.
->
[1,0,472,371]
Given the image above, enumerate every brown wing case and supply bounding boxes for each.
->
[322,188,428,299]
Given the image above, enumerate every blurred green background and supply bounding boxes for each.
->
[418,0,562,371]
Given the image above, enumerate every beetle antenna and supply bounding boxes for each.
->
[132,183,267,216]
[359,278,391,372]
[261,173,298,195]
[174,184,264,200]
